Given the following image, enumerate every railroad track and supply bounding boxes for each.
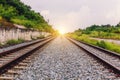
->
[0,37,54,80]
[67,37,120,74]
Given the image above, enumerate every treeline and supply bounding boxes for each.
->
[83,23,120,34]
[68,22,120,54]
[74,23,120,39]
[0,0,54,32]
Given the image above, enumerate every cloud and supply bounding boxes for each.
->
[42,6,91,32]
[21,0,120,32]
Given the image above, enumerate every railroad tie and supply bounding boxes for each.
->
[0,76,14,80]
[18,63,28,66]
[7,70,20,74]
[14,66,27,70]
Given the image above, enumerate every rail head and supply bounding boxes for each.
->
[67,37,120,57]
[0,37,55,74]
[67,37,120,74]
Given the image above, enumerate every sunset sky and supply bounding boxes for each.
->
[21,0,120,33]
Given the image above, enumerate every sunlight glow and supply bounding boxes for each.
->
[56,25,67,35]
[59,29,66,35]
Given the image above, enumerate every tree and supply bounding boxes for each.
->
[0,4,17,21]
[0,0,54,32]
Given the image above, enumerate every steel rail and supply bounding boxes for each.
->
[67,37,120,74]
[0,37,55,74]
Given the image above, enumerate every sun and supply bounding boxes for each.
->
[58,29,66,35]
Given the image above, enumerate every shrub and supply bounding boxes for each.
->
[97,41,106,49]
[37,35,45,39]
[18,38,25,43]
[6,38,24,45]
[69,34,120,54]
[0,43,3,47]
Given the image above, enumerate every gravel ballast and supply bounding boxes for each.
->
[16,36,120,80]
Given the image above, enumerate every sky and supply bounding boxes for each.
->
[21,0,120,33]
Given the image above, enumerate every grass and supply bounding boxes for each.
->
[69,33,120,54]
[0,43,3,47]
[0,16,2,20]
[89,31,120,40]
[6,38,25,46]
[11,18,35,28]
[37,35,45,39]
[97,41,120,53]
[0,36,45,48]
[31,35,45,40]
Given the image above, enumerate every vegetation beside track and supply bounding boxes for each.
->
[6,38,25,45]
[68,33,120,54]
[75,23,120,40]
[0,35,46,48]
[67,22,120,54]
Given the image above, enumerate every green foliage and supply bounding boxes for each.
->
[97,41,107,48]
[68,18,120,54]
[80,23,120,40]
[0,16,2,20]
[11,18,35,28]
[69,33,120,54]
[88,31,120,39]
[0,4,17,21]
[0,42,2,47]
[74,28,82,36]
[84,24,115,33]
[97,41,120,53]
[6,38,25,45]
[37,35,45,39]
[0,0,54,32]
[18,38,25,42]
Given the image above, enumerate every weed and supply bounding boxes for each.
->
[6,38,24,46]
[69,34,120,54]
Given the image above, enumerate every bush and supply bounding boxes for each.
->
[0,4,17,21]
[0,0,54,32]
[0,43,3,47]
[97,41,106,49]
[37,35,45,39]
[6,38,24,45]
[18,38,25,43]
